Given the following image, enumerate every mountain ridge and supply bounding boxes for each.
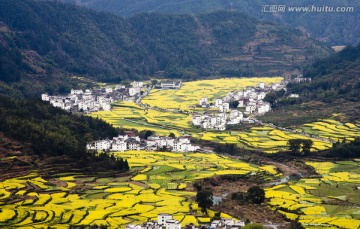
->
[0,0,331,96]
[58,0,360,46]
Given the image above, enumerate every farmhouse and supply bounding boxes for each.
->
[160,80,182,89]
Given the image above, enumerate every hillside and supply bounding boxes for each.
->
[60,0,360,46]
[0,94,132,173]
[260,44,360,126]
[0,0,331,96]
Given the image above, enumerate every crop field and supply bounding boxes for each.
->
[301,118,360,141]
[91,102,337,153]
[90,102,196,136]
[265,160,360,229]
[0,152,278,228]
[90,78,360,154]
[142,78,283,111]
[198,126,332,153]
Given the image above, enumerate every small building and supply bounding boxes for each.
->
[215,99,223,108]
[132,81,144,88]
[160,80,182,90]
[219,103,230,113]
[288,94,300,98]
[165,219,181,229]
[258,82,265,89]
[199,98,208,107]
[41,94,50,101]
[158,214,173,226]
[129,87,141,97]
[142,221,161,229]
[126,225,141,229]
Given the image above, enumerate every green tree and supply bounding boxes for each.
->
[195,189,213,213]
[229,100,239,108]
[302,139,314,155]
[247,186,265,204]
[169,133,176,138]
[151,79,158,86]
[288,139,313,155]
[243,224,264,229]
[144,130,154,139]
[288,139,302,154]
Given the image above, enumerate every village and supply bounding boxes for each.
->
[86,133,201,153]
[125,213,246,229]
[41,81,148,113]
[191,82,289,130]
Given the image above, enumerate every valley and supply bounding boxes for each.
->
[1,77,360,229]
[0,1,360,229]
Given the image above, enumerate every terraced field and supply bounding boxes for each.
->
[0,152,278,228]
[91,102,195,136]
[142,78,283,111]
[301,118,360,141]
[265,160,360,229]
[91,79,360,153]
[198,126,332,153]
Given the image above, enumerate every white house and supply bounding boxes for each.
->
[115,85,126,90]
[129,87,141,97]
[132,81,144,88]
[211,220,222,228]
[288,94,300,98]
[158,214,173,226]
[258,82,265,89]
[41,94,50,101]
[50,100,65,109]
[71,89,83,95]
[192,115,202,126]
[94,140,112,151]
[126,225,141,229]
[102,103,111,111]
[257,102,271,114]
[141,222,161,229]
[219,103,230,113]
[105,87,113,93]
[160,80,182,89]
[199,98,208,107]
[215,99,223,108]
[257,92,267,100]
[165,220,181,229]
[111,142,127,152]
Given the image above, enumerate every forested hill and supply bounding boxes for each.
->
[0,0,331,96]
[289,45,360,103]
[261,44,360,126]
[58,0,360,46]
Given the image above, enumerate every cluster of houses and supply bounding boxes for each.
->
[126,214,246,229]
[86,134,200,153]
[41,81,146,113]
[192,82,286,130]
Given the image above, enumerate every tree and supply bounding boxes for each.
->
[288,139,313,155]
[196,189,213,213]
[229,100,239,108]
[169,133,176,138]
[151,79,158,86]
[288,139,302,154]
[247,186,265,204]
[302,139,313,155]
[243,224,264,229]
